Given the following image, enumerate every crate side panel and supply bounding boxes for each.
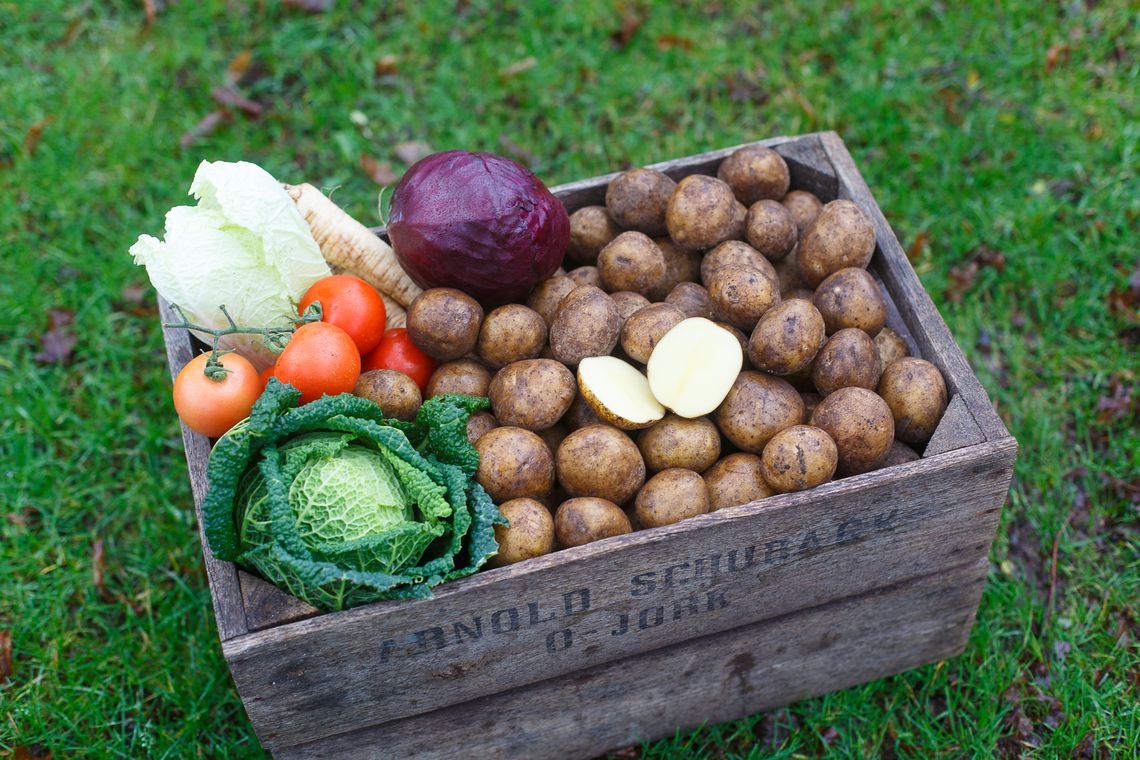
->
[226,440,1015,750]
[158,297,248,641]
[280,559,987,760]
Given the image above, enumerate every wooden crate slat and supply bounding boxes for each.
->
[157,296,248,641]
[224,439,1014,750]
[278,558,988,760]
[925,395,986,457]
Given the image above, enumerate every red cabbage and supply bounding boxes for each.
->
[387,151,569,306]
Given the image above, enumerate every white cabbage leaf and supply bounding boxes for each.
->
[130,160,330,369]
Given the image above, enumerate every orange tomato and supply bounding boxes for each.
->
[273,322,361,404]
[299,275,387,356]
[172,352,262,437]
[362,328,437,393]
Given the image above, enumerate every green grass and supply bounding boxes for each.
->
[1,1,1137,757]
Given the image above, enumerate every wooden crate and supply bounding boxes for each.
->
[160,131,1017,759]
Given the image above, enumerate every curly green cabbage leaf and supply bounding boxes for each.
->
[203,380,504,610]
[129,160,331,369]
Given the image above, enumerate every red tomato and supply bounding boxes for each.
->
[362,328,437,393]
[298,275,387,356]
[258,366,275,390]
[173,352,262,438]
[274,322,361,404]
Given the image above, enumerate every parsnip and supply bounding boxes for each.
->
[285,183,422,309]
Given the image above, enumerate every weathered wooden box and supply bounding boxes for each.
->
[160,132,1017,759]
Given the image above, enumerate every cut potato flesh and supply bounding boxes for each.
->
[577,356,666,430]
[647,318,743,418]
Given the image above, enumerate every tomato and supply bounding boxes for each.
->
[173,352,262,438]
[274,321,361,404]
[362,328,437,393]
[299,275,387,356]
[258,366,275,390]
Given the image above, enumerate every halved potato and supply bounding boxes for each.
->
[577,356,665,430]
[646,317,743,418]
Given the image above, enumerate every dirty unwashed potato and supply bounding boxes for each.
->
[577,356,665,430]
[649,238,702,300]
[567,206,621,265]
[877,357,948,444]
[747,298,826,376]
[620,303,687,365]
[702,453,775,510]
[701,240,777,286]
[597,231,666,295]
[465,410,498,445]
[716,145,790,205]
[810,386,894,474]
[744,200,797,261]
[477,303,547,369]
[715,371,804,453]
[554,497,632,548]
[874,327,910,373]
[475,426,555,503]
[707,264,781,332]
[813,267,887,336]
[425,358,491,399]
[549,285,621,366]
[666,174,739,251]
[811,328,881,395]
[635,468,710,528]
[563,392,604,430]
[647,317,744,418]
[556,424,646,506]
[491,498,555,567]
[406,287,484,361]
[665,281,716,320]
[353,369,422,422]
[638,414,721,473]
[782,190,823,234]
[759,425,838,493]
[526,275,578,327]
[566,266,601,289]
[605,168,676,236]
[611,291,652,324]
[489,358,576,431]
[798,199,877,288]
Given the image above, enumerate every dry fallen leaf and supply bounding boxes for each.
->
[179,111,228,149]
[499,56,537,79]
[394,141,433,165]
[24,116,56,156]
[359,154,399,186]
[656,34,695,51]
[34,308,77,364]
[141,0,157,32]
[0,629,11,683]
[610,8,646,49]
[497,135,537,168]
[1045,44,1070,74]
[211,86,263,119]
[945,261,979,304]
[374,54,399,77]
[92,539,110,602]
[13,746,53,760]
[225,50,253,86]
[907,230,928,261]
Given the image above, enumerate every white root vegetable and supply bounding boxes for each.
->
[285,183,422,309]
[646,318,743,418]
[577,356,665,430]
[379,292,407,329]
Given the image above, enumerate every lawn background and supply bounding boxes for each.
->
[1,1,1137,758]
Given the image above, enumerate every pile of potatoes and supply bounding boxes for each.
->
[365,145,949,567]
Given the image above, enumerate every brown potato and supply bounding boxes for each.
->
[744,200,797,261]
[536,422,569,455]
[759,425,838,492]
[647,237,702,300]
[610,291,652,325]
[556,424,646,505]
[634,468,710,528]
[605,168,676,236]
[489,359,576,431]
[800,392,823,423]
[563,392,604,431]
[729,200,748,241]
[784,288,816,301]
[813,268,887,336]
[465,410,499,445]
[702,453,775,510]
[714,371,804,453]
[426,359,492,399]
[406,288,483,361]
[567,205,620,266]
[774,246,810,294]
[874,327,910,373]
[476,426,555,502]
[874,440,920,469]
[747,298,826,375]
[549,285,621,366]
[715,322,749,357]
[810,386,894,474]
[701,240,777,286]
[566,265,601,289]
[716,145,790,205]
[798,199,876,287]
[598,231,666,295]
[476,304,547,369]
[782,190,823,235]
[707,264,781,332]
[527,275,578,328]
[666,174,738,251]
[811,328,881,395]
[620,303,686,364]
[490,498,555,567]
[665,281,716,319]
[554,497,632,547]
[877,357,948,444]
[638,414,721,473]
[354,369,422,421]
